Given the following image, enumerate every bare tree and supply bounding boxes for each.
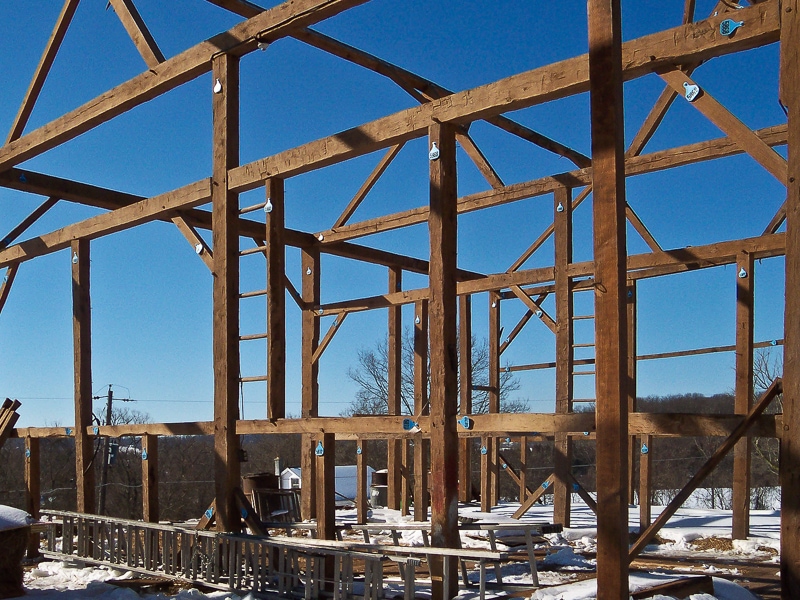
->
[753,347,783,475]
[344,330,527,416]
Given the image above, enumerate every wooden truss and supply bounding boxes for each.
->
[2,0,799,598]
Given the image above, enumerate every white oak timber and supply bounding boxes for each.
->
[780,0,800,595]
[0,0,370,172]
[229,0,779,192]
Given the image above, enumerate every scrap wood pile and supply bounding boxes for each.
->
[0,399,20,450]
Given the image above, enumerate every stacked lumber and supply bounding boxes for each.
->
[0,399,21,449]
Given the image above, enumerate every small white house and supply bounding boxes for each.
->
[280,466,374,503]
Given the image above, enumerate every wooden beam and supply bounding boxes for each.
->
[510,285,556,333]
[626,205,662,252]
[231,1,780,192]
[72,238,94,514]
[732,252,754,540]
[301,248,320,520]
[266,178,286,420]
[0,0,370,172]
[413,299,429,522]
[0,265,18,314]
[630,378,783,560]
[659,68,788,183]
[1,117,785,272]
[627,282,639,520]
[171,214,213,269]
[387,267,403,510]
[499,308,535,355]
[24,436,40,558]
[315,433,336,540]
[780,0,800,595]
[311,311,348,363]
[1,197,59,249]
[553,186,573,528]
[292,27,591,168]
[588,0,629,596]
[638,434,652,532]
[6,0,80,144]
[107,0,165,68]
[0,179,211,268]
[142,433,158,522]
[314,120,786,247]
[455,130,504,189]
[487,292,500,509]
[427,121,460,599]
[211,53,240,533]
[356,439,368,524]
[458,294,473,503]
[332,143,403,228]
[309,233,785,319]
[203,0,264,18]
[508,187,592,273]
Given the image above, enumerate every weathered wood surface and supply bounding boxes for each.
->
[0,0,371,172]
[230,1,779,192]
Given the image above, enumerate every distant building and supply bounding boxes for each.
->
[280,466,374,505]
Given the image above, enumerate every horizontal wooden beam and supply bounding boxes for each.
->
[13,411,781,439]
[0,180,211,267]
[315,123,786,245]
[229,1,780,192]
[314,233,784,316]
[0,0,369,172]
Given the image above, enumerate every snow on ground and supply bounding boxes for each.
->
[20,498,779,600]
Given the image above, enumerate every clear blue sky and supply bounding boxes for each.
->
[0,0,787,428]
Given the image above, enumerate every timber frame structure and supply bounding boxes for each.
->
[1,0,799,598]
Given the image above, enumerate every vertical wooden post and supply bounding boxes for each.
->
[638,434,652,532]
[627,282,638,508]
[24,436,40,557]
[487,291,501,508]
[428,119,460,600]
[413,299,429,521]
[401,438,411,516]
[732,251,754,540]
[780,1,800,596]
[357,439,368,524]
[387,267,403,510]
[588,0,629,596]
[142,434,158,523]
[301,248,320,520]
[211,52,241,533]
[519,435,528,502]
[480,435,493,511]
[71,238,94,514]
[316,432,336,590]
[315,433,336,540]
[553,186,574,527]
[266,177,286,421]
[458,294,473,503]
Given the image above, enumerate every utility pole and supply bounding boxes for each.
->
[98,385,113,515]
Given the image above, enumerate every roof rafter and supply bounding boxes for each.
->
[0,0,370,172]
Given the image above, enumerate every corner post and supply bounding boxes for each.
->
[71,238,94,514]
[266,177,286,420]
[780,0,800,595]
[387,267,403,509]
[553,186,574,527]
[428,119,460,599]
[142,433,159,522]
[211,51,241,532]
[732,251,754,539]
[587,0,629,596]
[301,248,320,519]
